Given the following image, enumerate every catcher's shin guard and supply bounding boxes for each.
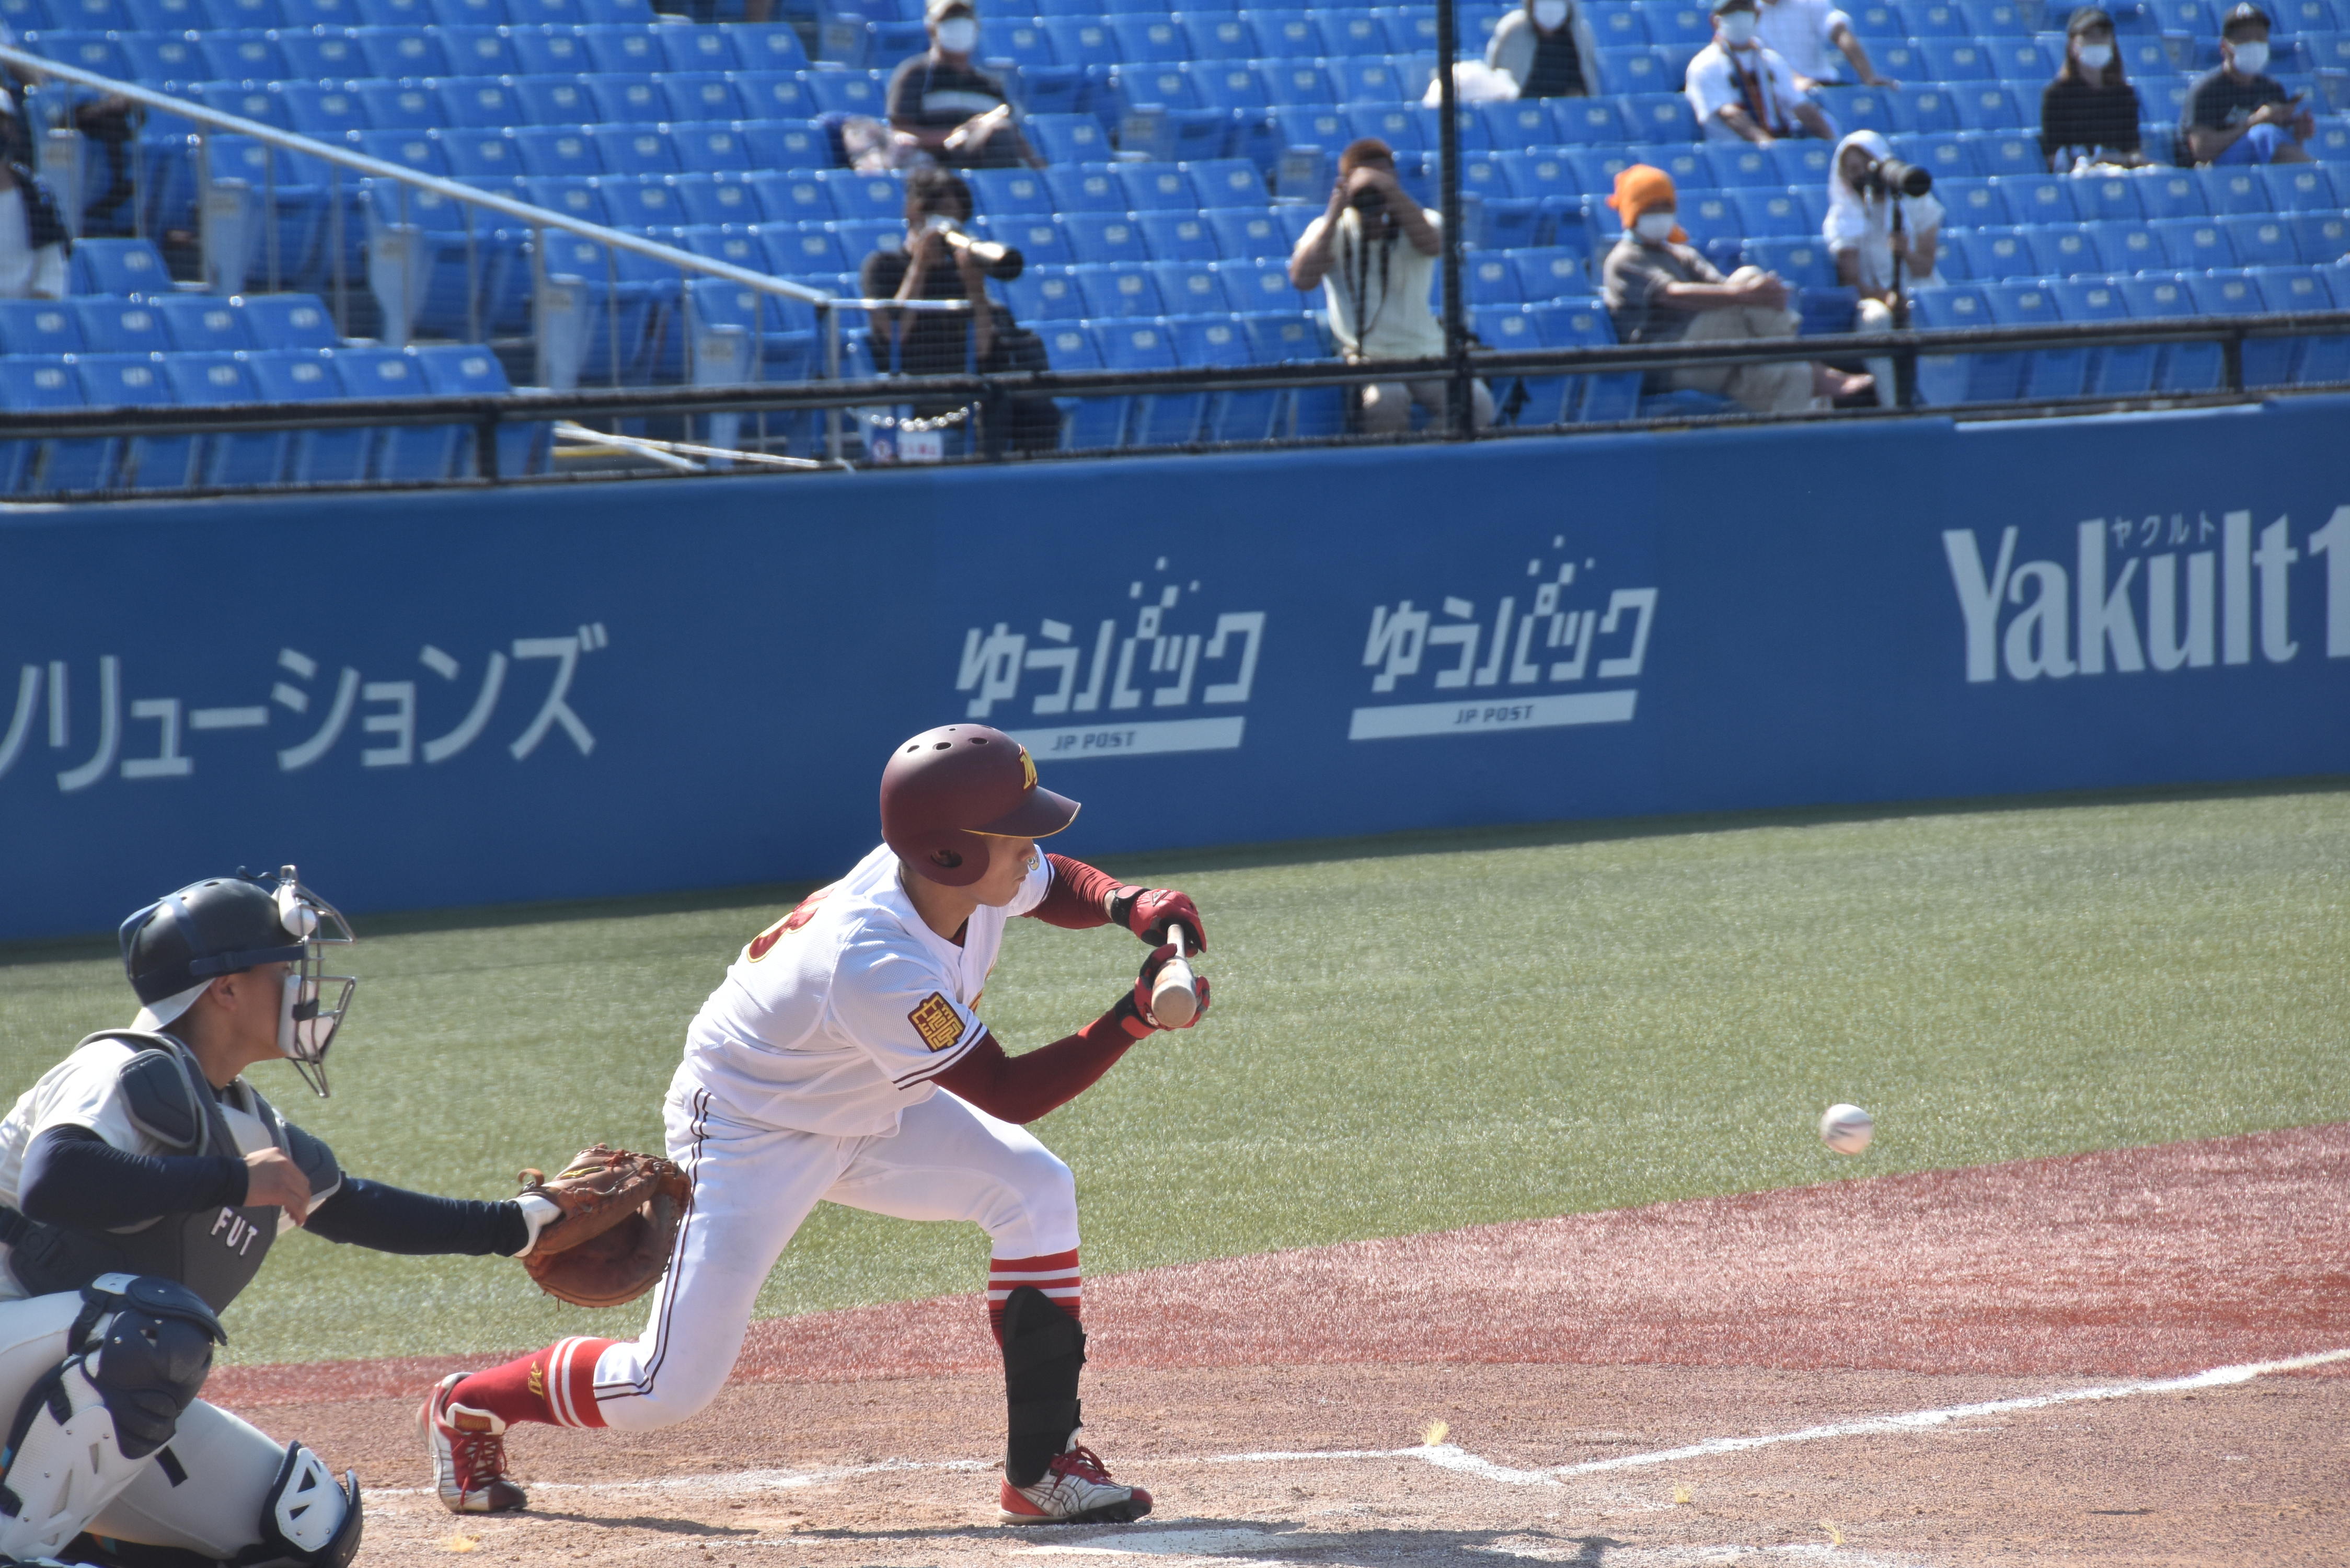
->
[999,1286,1084,1490]
[0,1277,223,1560]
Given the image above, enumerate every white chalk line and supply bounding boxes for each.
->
[371,1345,2350,1505]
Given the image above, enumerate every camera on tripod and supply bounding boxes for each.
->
[1857,157,1933,199]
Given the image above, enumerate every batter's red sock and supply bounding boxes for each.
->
[448,1337,615,1430]
[988,1250,1080,1344]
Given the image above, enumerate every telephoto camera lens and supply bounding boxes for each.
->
[1876,157,1933,198]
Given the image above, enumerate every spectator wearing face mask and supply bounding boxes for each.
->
[1686,0,1836,145]
[1602,165,1869,414]
[1485,0,1602,99]
[1289,139,1494,434]
[1754,0,1897,91]
[2182,3,2313,165]
[887,0,1040,169]
[2041,9,2147,169]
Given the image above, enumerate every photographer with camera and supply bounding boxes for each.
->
[861,166,1057,457]
[1602,165,1869,414]
[1686,0,1836,145]
[1289,139,1493,435]
[1826,130,1940,403]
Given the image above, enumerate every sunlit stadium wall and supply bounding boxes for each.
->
[4,396,2347,942]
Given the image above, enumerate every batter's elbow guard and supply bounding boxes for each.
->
[999,1286,1084,1490]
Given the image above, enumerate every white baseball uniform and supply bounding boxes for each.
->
[582,844,1081,1431]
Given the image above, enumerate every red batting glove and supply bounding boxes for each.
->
[1108,886,1206,952]
[1101,944,1213,1038]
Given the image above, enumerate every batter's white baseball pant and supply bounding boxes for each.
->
[588,1080,1079,1431]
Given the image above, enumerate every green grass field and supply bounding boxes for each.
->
[3,783,2345,1366]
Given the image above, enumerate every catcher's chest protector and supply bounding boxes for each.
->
[7,1034,309,1312]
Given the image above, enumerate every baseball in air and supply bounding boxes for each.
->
[1819,1103,1874,1156]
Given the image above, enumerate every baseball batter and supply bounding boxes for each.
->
[0,867,566,1567]
[427,724,1211,1525]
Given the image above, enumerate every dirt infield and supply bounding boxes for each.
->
[213,1125,2350,1567]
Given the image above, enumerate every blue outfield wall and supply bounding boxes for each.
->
[4,396,2348,942]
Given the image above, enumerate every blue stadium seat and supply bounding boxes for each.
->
[1183,13,1254,59]
[1215,256,1301,314]
[590,124,679,175]
[504,23,588,76]
[1464,251,1520,307]
[659,74,746,124]
[682,275,819,380]
[1733,188,1810,236]
[1260,59,1335,105]
[2118,273,2226,389]
[429,0,507,21]
[320,344,450,480]
[679,224,761,272]
[1883,86,1961,134]
[1025,113,1113,165]
[1958,228,2033,279]
[2024,224,2102,276]
[823,169,905,222]
[237,350,355,482]
[984,17,1060,70]
[126,0,206,24]
[761,225,848,278]
[1475,302,1566,425]
[733,73,817,121]
[1319,10,1397,53]
[1093,316,1186,446]
[731,23,809,71]
[68,238,169,299]
[1593,44,1670,94]
[1003,267,1082,322]
[1949,86,2026,133]
[118,33,200,84]
[656,25,740,72]
[2150,215,2236,269]
[1039,15,1118,65]
[0,353,115,493]
[1898,134,1976,183]
[75,353,191,490]
[2259,163,2340,210]
[1207,208,1286,259]
[1980,279,2089,397]
[1109,13,1186,60]
[2228,214,2301,267]
[2187,269,2299,385]
[2090,220,2164,273]
[1980,36,2048,79]
[435,77,526,131]
[668,124,752,174]
[0,301,83,358]
[2203,165,2272,214]
[736,119,826,170]
[585,74,664,122]
[514,129,604,182]
[1046,166,1128,214]
[1136,212,1220,262]
[1119,164,1197,213]
[577,22,661,73]
[351,26,446,77]
[2067,172,2144,224]
[200,80,292,130]
[598,177,683,228]
[1329,54,1408,106]
[1975,133,2045,178]
[1348,104,1426,153]
[1076,263,1164,319]
[1496,148,1574,199]
[1938,178,2013,228]
[1589,4,1656,45]
[1620,91,1696,140]
[2048,277,2155,394]
[158,353,284,487]
[1919,38,2000,78]
[1539,297,1640,423]
[804,71,885,118]
[147,296,252,353]
[1908,0,1974,36]
[277,81,373,141]
[512,77,595,126]
[437,25,516,73]
[1275,103,1351,156]
[1675,191,1742,252]
[1062,211,1151,264]
[1746,235,1838,289]
[1155,261,1230,316]
[440,129,521,181]
[1910,285,2022,403]
[1253,12,1321,56]
[2250,267,2350,384]
[969,168,1055,219]
[1193,60,1273,111]
[1185,158,1263,210]
[24,30,131,77]
[410,343,546,476]
[2293,211,2350,263]
[1999,174,2076,225]
[2129,169,2205,220]
[1553,97,1628,144]
[508,0,588,21]
[355,82,442,133]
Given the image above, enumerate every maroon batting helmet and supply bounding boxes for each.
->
[880,725,1079,886]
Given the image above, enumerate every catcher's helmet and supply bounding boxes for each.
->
[880,725,1079,887]
[119,866,356,1096]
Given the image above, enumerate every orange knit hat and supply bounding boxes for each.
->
[1606,165,1687,243]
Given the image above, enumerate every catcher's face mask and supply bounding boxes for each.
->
[271,866,356,1098]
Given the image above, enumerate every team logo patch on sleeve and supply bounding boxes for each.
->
[907,993,964,1053]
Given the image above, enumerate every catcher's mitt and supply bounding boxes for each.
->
[517,1144,692,1310]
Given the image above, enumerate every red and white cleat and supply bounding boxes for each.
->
[421,1373,528,1514]
[999,1438,1153,1525]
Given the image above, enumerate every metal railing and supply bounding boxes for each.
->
[1,41,975,459]
[1,309,2343,488]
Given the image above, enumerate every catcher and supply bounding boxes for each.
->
[427,724,1211,1525]
[0,867,568,1567]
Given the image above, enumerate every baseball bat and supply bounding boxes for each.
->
[1149,920,1199,1028]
